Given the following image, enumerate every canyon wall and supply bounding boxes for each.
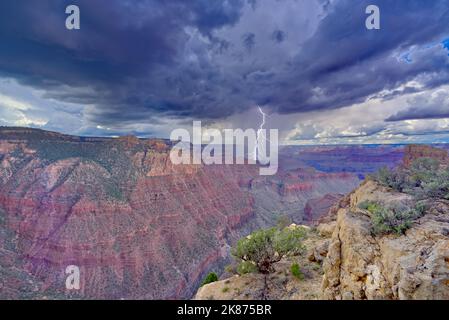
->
[0,127,360,299]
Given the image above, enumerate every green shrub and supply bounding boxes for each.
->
[364,202,424,236]
[414,201,428,215]
[232,227,306,274]
[237,261,258,275]
[358,201,381,213]
[290,263,304,280]
[201,272,218,287]
[372,166,408,192]
[419,171,449,200]
[372,158,449,200]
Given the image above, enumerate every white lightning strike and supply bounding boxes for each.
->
[254,106,268,162]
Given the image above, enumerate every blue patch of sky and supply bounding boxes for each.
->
[399,36,449,63]
[442,38,449,55]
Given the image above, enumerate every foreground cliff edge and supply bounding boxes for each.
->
[196,180,449,300]
[196,148,449,300]
[322,180,448,300]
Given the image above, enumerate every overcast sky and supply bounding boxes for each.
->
[1,0,449,144]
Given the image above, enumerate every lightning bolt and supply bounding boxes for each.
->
[253,106,268,162]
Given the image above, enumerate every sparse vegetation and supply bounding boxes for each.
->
[290,263,304,280]
[201,272,218,287]
[372,158,449,200]
[312,263,320,271]
[221,287,229,293]
[236,261,258,275]
[359,201,426,236]
[358,201,382,213]
[366,156,449,235]
[232,227,306,275]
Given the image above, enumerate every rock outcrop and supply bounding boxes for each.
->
[403,145,448,168]
[195,180,449,301]
[304,194,343,225]
[322,180,449,300]
[194,227,327,300]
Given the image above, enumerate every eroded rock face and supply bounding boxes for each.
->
[403,145,448,168]
[0,136,257,299]
[304,194,343,225]
[322,181,449,300]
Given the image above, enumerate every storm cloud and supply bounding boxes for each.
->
[386,89,449,121]
[0,0,449,140]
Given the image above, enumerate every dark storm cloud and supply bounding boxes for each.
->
[387,107,449,122]
[272,30,286,43]
[267,0,449,114]
[386,89,449,121]
[0,0,245,83]
[242,33,256,51]
[0,0,246,124]
[0,0,449,130]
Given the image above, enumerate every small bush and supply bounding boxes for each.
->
[201,272,218,287]
[222,287,229,293]
[414,201,428,215]
[290,263,304,280]
[362,202,424,236]
[372,158,449,200]
[312,263,321,271]
[419,173,449,200]
[372,166,408,192]
[232,226,306,274]
[358,201,381,212]
[237,261,258,275]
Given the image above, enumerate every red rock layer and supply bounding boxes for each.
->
[403,145,449,167]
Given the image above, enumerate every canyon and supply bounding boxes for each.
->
[195,179,449,300]
[0,127,424,299]
[195,146,449,300]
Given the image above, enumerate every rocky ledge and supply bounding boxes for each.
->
[196,180,449,300]
[322,180,449,300]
